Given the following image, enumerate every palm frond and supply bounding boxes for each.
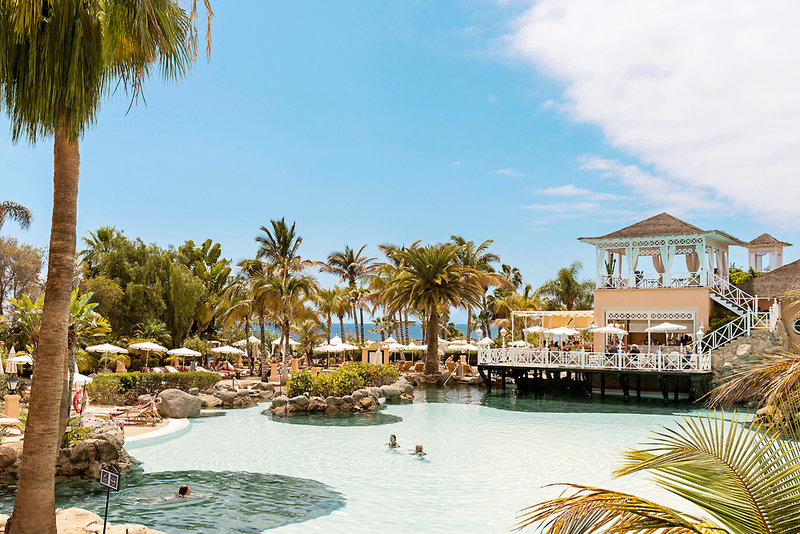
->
[516,484,720,533]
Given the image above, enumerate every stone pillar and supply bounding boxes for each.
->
[3,394,20,419]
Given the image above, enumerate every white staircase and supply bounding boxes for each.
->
[700,274,779,354]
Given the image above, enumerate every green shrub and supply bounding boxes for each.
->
[85,371,220,404]
[285,362,398,398]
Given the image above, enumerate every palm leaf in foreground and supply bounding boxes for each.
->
[516,484,719,533]
[521,410,800,534]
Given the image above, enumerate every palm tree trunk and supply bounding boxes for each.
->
[425,309,439,374]
[403,309,410,344]
[282,315,290,365]
[359,307,365,342]
[352,304,359,342]
[58,329,78,440]
[339,315,345,340]
[9,123,78,534]
[466,305,472,341]
[326,315,332,344]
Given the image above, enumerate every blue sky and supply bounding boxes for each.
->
[2,1,797,312]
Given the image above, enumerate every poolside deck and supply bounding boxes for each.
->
[477,347,712,401]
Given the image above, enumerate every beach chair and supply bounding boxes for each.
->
[165,366,180,373]
[0,414,24,434]
[111,400,163,425]
[445,362,456,374]
[412,361,425,373]
[462,364,476,377]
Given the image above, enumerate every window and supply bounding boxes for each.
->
[793,318,800,336]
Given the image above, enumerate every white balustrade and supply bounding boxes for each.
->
[477,347,711,372]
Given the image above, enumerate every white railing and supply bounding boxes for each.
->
[599,272,703,289]
[478,347,711,372]
[599,275,628,289]
[697,314,751,354]
[770,300,781,331]
[708,273,757,314]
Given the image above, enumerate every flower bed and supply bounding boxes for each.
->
[286,362,399,398]
[85,371,221,405]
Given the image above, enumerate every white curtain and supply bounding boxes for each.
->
[716,248,726,276]
[652,254,665,273]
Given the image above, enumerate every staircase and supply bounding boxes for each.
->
[700,274,778,354]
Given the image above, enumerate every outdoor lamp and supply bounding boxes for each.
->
[474,328,483,339]
[500,327,508,348]
[6,375,18,393]
[696,324,705,340]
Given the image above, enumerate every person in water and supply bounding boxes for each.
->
[387,434,399,448]
[413,444,426,457]
[177,485,191,497]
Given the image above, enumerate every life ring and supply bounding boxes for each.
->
[72,388,87,414]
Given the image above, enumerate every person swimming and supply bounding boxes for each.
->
[387,434,399,448]
[412,444,426,457]
[177,485,191,497]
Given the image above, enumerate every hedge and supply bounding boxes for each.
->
[85,371,220,405]
[286,362,399,398]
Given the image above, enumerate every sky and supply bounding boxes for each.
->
[2,0,799,320]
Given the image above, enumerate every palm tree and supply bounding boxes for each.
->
[257,271,317,364]
[321,245,377,343]
[293,318,323,364]
[256,218,314,276]
[315,287,339,344]
[536,261,594,310]
[450,236,509,340]
[383,244,483,374]
[79,225,121,274]
[332,286,350,340]
[0,201,32,232]
[133,320,172,346]
[0,2,210,530]
[519,406,800,534]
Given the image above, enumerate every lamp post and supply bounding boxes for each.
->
[695,324,705,355]
[500,327,508,348]
[4,375,21,419]
[474,327,483,340]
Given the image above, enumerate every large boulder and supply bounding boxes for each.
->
[56,416,131,478]
[198,393,223,408]
[380,385,402,398]
[289,395,309,408]
[271,395,289,408]
[214,390,237,406]
[0,446,17,471]
[80,415,125,450]
[157,389,201,419]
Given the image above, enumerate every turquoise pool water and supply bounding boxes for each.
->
[1,387,710,532]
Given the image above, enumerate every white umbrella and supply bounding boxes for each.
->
[385,343,406,352]
[211,345,245,355]
[590,325,628,335]
[544,326,580,337]
[509,340,529,348]
[6,354,32,364]
[382,336,399,345]
[477,336,494,347]
[314,343,345,353]
[447,342,479,351]
[407,342,427,351]
[271,338,300,346]
[166,347,202,358]
[523,326,545,334]
[339,343,359,350]
[233,336,261,347]
[73,373,93,386]
[645,322,687,333]
[129,341,167,369]
[86,343,128,354]
[330,336,343,345]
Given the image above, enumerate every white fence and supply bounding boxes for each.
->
[478,347,711,373]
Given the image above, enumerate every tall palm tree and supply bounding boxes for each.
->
[383,244,483,374]
[0,200,32,232]
[293,318,323,363]
[450,236,509,340]
[332,286,350,340]
[536,261,594,311]
[257,271,317,364]
[315,287,339,344]
[321,244,377,343]
[256,218,314,276]
[0,3,210,530]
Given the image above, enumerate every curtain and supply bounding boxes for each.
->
[652,254,665,273]
[716,248,726,276]
[685,251,700,273]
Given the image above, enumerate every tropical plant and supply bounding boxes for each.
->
[315,287,339,343]
[321,244,377,343]
[382,244,483,374]
[536,261,594,310]
[518,406,800,534]
[0,1,211,529]
[259,271,317,363]
[178,238,231,336]
[0,200,32,232]
[256,218,315,276]
[293,318,323,361]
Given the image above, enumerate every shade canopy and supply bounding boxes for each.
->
[6,354,32,364]
[166,347,202,357]
[447,342,479,351]
[509,340,529,347]
[590,325,628,335]
[645,322,688,333]
[523,326,545,334]
[382,336,398,345]
[271,338,300,346]
[477,336,494,347]
[128,341,167,353]
[329,336,343,345]
[86,343,128,354]
[210,345,245,355]
[314,343,345,353]
[406,342,426,351]
[233,336,261,347]
[385,343,407,352]
[339,343,359,350]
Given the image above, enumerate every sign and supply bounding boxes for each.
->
[99,466,120,491]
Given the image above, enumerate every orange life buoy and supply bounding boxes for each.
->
[72,388,87,414]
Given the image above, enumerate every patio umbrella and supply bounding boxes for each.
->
[271,338,300,347]
[645,322,687,333]
[86,343,128,354]
[523,326,545,334]
[508,340,529,348]
[129,341,167,369]
[406,342,427,351]
[330,336,343,345]
[233,336,261,347]
[544,326,580,336]
[5,354,32,374]
[382,336,399,345]
[447,342,479,351]
[166,347,202,366]
[385,343,407,352]
[211,345,245,355]
[477,336,494,347]
[590,325,628,335]
[73,373,93,386]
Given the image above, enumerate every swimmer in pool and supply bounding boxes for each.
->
[160,485,209,501]
[411,444,426,457]
[387,434,399,448]
[177,485,190,497]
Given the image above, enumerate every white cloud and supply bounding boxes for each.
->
[538,183,627,202]
[505,0,800,224]
[450,161,462,166]
[486,94,500,103]
[495,168,525,177]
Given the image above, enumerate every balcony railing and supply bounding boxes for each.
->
[599,272,703,289]
[478,347,711,373]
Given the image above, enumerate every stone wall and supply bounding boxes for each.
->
[269,378,414,415]
[711,321,790,385]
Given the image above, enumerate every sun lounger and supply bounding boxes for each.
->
[110,401,163,426]
[412,361,425,373]
[462,364,476,377]
[165,366,180,373]
[0,415,24,434]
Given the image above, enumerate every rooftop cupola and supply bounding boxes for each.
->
[746,233,791,273]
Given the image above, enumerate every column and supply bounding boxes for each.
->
[697,242,707,286]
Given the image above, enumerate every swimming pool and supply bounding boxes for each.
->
[119,387,702,533]
[0,387,708,532]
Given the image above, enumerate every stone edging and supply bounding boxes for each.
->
[125,417,190,444]
[269,378,414,415]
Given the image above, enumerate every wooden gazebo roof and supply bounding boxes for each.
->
[748,233,792,247]
[579,212,745,245]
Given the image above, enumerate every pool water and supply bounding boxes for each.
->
[3,387,711,533]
